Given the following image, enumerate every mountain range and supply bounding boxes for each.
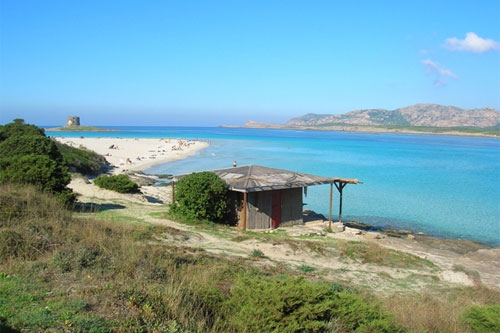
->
[237,104,500,133]
[284,104,500,128]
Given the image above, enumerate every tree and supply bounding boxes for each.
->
[169,172,229,222]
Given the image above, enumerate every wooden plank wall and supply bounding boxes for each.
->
[281,187,303,226]
[247,191,272,229]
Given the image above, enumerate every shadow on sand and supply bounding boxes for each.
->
[73,202,126,213]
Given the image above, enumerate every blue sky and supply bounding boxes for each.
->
[1,0,499,126]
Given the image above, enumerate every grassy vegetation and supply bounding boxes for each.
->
[0,184,405,332]
[2,184,499,331]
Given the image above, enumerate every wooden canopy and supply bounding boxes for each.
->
[173,165,360,193]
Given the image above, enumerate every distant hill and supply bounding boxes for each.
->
[285,104,500,128]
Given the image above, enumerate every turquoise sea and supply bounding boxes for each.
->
[46,126,500,246]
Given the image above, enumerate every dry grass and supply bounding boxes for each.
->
[2,184,499,332]
[383,285,500,332]
[337,240,436,269]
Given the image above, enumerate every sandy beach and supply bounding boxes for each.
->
[55,137,208,173]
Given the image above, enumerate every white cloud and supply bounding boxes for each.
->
[422,59,458,87]
[444,32,500,53]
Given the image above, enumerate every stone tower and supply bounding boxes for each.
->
[66,116,80,127]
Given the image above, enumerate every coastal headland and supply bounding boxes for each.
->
[223,103,500,137]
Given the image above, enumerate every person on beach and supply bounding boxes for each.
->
[233,161,237,167]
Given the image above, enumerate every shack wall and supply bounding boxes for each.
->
[247,191,272,229]
[244,188,303,229]
[281,187,303,226]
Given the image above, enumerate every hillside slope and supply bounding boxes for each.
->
[285,104,500,128]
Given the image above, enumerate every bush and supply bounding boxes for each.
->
[223,276,401,332]
[0,121,74,205]
[169,172,228,222]
[0,121,45,142]
[55,142,108,175]
[0,134,63,162]
[94,174,139,193]
[462,305,500,332]
[0,155,71,196]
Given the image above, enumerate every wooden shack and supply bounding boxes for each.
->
[173,165,360,230]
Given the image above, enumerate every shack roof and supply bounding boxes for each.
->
[173,165,360,193]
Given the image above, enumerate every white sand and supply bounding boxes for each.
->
[55,137,208,173]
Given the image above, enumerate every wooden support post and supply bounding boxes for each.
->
[329,183,333,229]
[242,192,248,230]
[171,181,175,203]
[334,182,347,224]
[339,184,343,224]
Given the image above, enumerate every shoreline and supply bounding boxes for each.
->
[54,137,209,174]
[55,136,498,249]
[221,125,500,138]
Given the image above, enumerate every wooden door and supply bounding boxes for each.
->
[271,190,282,228]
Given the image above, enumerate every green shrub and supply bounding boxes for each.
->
[0,121,45,142]
[251,249,265,258]
[169,172,228,222]
[0,121,74,205]
[462,305,500,332]
[0,135,63,162]
[223,276,401,332]
[94,174,139,193]
[0,155,70,193]
[55,142,108,175]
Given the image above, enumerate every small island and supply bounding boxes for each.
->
[46,116,117,132]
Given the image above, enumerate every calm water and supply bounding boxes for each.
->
[46,126,500,245]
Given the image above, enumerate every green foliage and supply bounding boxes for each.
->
[94,174,139,193]
[251,249,265,258]
[169,172,229,222]
[462,305,500,333]
[0,155,71,194]
[0,121,45,142]
[0,121,74,204]
[0,134,63,161]
[0,274,109,332]
[56,142,108,175]
[223,276,401,332]
[297,264,316,273]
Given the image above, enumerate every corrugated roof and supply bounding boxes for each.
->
[173,165,359,193]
